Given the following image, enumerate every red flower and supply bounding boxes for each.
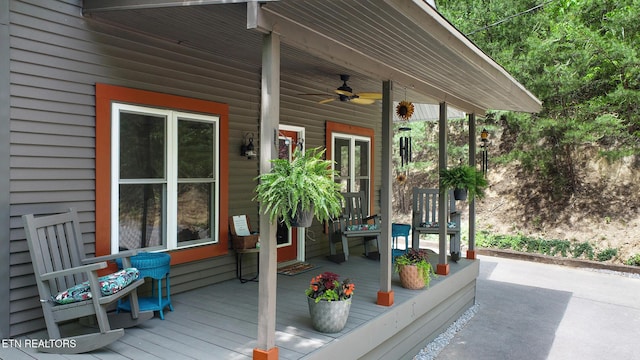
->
[305,272,355,302]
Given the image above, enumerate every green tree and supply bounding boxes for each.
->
[438,0,640,196]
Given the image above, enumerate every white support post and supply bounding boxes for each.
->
[256,32,280,358]
[437,102,449,275]
[378,80,394,306]
[468,113,477,259]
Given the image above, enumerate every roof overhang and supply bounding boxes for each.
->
[83,0,542,115]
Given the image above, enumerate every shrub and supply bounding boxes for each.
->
[571,242,594,260]
[596,248,618,262]
[625,254,640,266]
[548,239,571,257]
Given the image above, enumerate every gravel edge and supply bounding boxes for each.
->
[413,304,480,360]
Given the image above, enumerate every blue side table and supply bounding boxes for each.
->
[117,252,173,320]
[392,223,411,260]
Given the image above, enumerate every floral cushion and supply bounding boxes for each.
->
[346,224,379,231]
[419,222,458,229]
[52,268,140,305]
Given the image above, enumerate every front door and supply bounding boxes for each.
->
[276,130,299,262]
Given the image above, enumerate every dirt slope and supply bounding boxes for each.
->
[391,129,640,265]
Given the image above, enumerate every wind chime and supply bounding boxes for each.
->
[395,98,415,213]
[480,128,489,174]
[399,127,412,167]
[396,99,415,167]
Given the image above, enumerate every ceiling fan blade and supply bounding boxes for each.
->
[351,98,376,105]
[357,92,383,100]
[334,89,354,97]
[319,98,335,104]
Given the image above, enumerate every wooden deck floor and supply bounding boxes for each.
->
[3,255,478,360]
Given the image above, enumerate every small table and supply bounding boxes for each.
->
[117,252,173,320]
[235,248,259,283]
[392,223,411,260]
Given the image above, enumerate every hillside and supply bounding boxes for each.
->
[391,125,640,265]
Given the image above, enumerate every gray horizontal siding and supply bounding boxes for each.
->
[6,0,385,337]
[1,0,11,339]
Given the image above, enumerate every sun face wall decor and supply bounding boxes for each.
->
[396,100,414,167]
[396,100,414,121]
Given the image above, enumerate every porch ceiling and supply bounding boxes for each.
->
[83,0,542,115]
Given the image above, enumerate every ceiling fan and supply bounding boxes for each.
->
[301,74,382,105]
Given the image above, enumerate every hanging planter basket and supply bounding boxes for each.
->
[290,204,314,228]
[453,188,468,201]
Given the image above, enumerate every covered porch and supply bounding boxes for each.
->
[0,0,540,356]
[8,254,478,359]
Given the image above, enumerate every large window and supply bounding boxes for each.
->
[326,121,374,212]
[96,84,229,264]
[112,104,218,253]
[333,135,370,196]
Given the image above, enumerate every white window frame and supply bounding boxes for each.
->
[331,132,372,197]
[110,103,220,253]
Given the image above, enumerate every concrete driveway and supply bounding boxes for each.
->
[435,255,640,360]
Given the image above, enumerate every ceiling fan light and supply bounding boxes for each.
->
[335,84,353,96]
[338,94,351,102]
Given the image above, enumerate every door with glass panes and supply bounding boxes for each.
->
[276,130,300,262]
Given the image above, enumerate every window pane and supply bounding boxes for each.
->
[336,138,350,177]
[357,180,369,202]
[355,140,369,178]
[334,137,350,192]
[279,137,292,160]
[178,119,215,179]
[177,183,213,243]
[119,184,164,250]
[119,112,165,179]
[277,225,290,246]
[276,136,293,245]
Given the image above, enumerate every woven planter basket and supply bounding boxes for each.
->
[398,264,426,290]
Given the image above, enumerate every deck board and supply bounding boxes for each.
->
[3,254,478,359]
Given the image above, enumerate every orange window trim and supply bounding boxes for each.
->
[325,121,375,206]
[95,83,229,265]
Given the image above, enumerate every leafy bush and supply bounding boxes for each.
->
[477,232,607,261]
[596,248,618,262]
[571,242,594,260]
[625,254,640,266]
[548,240,571,257]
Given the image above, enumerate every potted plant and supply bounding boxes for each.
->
[439,165,488,200]
[305,271,355,333]
[394,249,435,289]
[254,147,344,228]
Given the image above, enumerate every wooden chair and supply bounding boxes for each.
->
[329,191,381,262]
[22,209,153,354]
[412,188,462,259]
